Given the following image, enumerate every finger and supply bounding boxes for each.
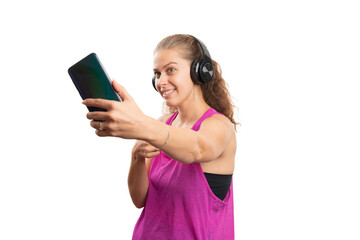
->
[95,129,110,137]
[140,141,157,151]
[90,120,108,131]
[144,145,159,153]
[87,111,109,121]
[136,144,157,157]
[141,141,158,149]
[145,150,160,158]
[112,80,133,101]
[82,98,114,110]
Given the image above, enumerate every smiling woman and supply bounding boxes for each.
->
[153,35,239,126]
[83,34,239,239]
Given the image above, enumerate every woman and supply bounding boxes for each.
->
[83,34,239,239]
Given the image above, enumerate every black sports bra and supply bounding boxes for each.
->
[203,172,232,201]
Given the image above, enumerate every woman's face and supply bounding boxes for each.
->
[153,49,195,108]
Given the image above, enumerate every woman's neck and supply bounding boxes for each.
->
[175,87,211,127]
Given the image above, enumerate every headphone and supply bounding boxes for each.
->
[152,35,214,92]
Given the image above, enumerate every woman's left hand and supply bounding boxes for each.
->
[82,80,147,139]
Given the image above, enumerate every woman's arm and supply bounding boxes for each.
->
[142,114,233,164]
[128,140,158,208]
[127,114,170,208]
[83,81,233,165]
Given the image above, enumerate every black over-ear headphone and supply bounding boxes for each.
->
[152,35,214,92]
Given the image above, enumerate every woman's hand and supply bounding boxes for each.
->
[82,80,148,139]
[132,140,160,161]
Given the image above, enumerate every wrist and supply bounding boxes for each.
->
[141,116,168,147]
[140,116,158,141]
[134,115,152,140]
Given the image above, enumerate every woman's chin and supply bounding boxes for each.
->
[164,99,180,109]
[165,101,177,108]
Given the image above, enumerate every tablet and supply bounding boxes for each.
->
[68,53,122,112]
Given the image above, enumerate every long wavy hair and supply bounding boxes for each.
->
[154,34,240,131]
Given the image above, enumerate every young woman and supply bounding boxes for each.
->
[83,34,239,239]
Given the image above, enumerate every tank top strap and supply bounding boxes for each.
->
[192,108,223,131]
[165,108,223,130]
[166,111,179,125]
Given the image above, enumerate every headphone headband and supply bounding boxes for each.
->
[188,35,212,63]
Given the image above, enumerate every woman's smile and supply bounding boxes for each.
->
[161,88,176,98]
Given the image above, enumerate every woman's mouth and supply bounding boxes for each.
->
[162,88,176,98]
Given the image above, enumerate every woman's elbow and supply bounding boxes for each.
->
[193,146,214,163]
[132,198,145,209]
[192,135,218,163]
[135,203,145,209]
[193,139,222,163]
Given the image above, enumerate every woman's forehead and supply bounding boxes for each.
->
[153,49,184,67]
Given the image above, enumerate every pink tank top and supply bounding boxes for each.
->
[132,108,234,240]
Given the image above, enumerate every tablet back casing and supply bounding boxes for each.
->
[68,53,122,112]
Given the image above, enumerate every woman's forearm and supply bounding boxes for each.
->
[127,154,149,208]
[141,116,203,164]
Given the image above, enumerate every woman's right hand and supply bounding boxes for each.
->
[132,140,160,160]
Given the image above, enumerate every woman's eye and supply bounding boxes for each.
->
[167,68,175,73]
[154,72,160,77]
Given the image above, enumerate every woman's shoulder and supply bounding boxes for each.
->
[203,111,235,133]
[208,110,231,123]
[157,113,174,123]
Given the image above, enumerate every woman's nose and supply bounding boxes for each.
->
[157,74,169,88]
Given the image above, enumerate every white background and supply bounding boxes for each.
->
[1,0,359,239]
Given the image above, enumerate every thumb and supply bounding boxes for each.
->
[112,80,132,101]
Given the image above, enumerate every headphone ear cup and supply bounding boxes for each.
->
[152,75,158,92]
[199,61,214,84]
[190,59,203,84]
